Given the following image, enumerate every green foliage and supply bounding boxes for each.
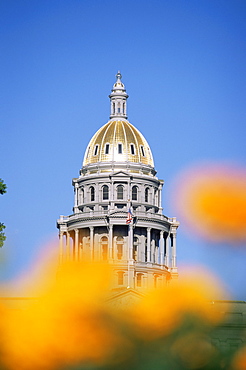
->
[0,179,7,247]
[0,223,6,248]
[0,179,7,195]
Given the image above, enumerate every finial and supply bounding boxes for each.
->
[116,71,122,81]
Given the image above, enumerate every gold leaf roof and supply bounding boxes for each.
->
[83,120,154,167]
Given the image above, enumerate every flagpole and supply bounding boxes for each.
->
[126,199,133,289]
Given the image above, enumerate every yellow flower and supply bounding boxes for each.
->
[128,269,224,338]
[1,260,124,370]
[172,163,246,243]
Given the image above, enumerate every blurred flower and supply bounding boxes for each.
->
[128,269,224,339]
[172,163,246,244]
[171,332,216,369]
[232,346,246,369]
[1,260,126,370]
[0,249,238,370]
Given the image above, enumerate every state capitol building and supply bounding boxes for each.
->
[1,73,245,353]
[57,72,179,291]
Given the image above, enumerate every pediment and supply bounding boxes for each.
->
[107,288,144,308]
[110,170,131,178]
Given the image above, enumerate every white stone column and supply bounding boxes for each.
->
[150,187,154,205]
[90,226,94,260]
[127,181,130,200]
[141,183,145,203]
[158,184,163,213]
[96,182,99,203]
[151,239,155,262]
[147,227,151,262]
[66,231,70,260]
[108,224,113,260]
[172,233,177,268]
[59,231,63,263]
[74,183,79,213]
[155,246,159,264]
[140,235,145,262]
[74,184,77,206]
[74,229,79,261]
[110,182,114,211]
[84,185,88,204]
[93,233,99,260]
[160,230,164,265]
[165,234,170,267]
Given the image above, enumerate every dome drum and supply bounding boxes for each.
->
[80,161,157,177]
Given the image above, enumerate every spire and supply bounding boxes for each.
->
[109,71,128,119]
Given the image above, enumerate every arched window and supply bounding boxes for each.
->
[90,186,95,202]
[118,271,124,285]
[145,187,149,202]
[133,236,138,261]
[132,186,138,201]
[116,236,123,260]
[136,273,143,287]
[102,185,109,200]
[117,185,124,200]
[101,236,108,260]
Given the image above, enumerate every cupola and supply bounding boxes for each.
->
[109,71,128,119]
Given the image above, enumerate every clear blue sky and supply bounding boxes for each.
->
[1,0,246,298]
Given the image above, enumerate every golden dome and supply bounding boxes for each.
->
[83,119,154,167]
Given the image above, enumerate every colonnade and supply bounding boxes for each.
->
[59,225,177,270]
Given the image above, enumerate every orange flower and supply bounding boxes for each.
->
[128,269,224,338]
[1,260,124,370]
[232,346,246,369]
[172,163,246,243]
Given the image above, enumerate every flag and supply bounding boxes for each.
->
[126,208,133,224]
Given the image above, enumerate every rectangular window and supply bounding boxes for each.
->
[94,145,99,156]
[140,145,145,156]
[118,108,120,113]
[105,144,109,154]
[130,144,135,155]
[118,143,122,154]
